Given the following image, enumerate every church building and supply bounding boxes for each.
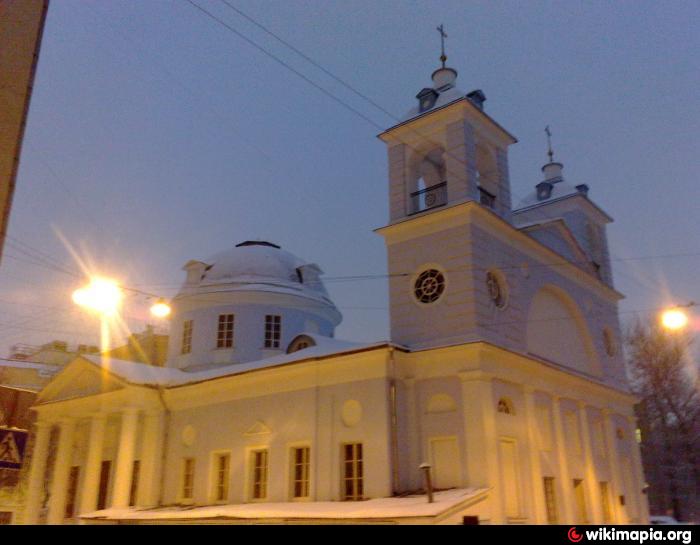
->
[22,58,648,525]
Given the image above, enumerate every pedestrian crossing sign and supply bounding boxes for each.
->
[0,427,28,470]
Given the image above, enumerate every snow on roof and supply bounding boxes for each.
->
[400,85,467,123]
[515,179,582,211]
[180,243,336,307]
[81,488,489,522]
[82,334,396,389]
[0,358,60,371]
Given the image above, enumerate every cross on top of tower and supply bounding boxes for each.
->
[437,24,448,68]
[545,125,554,163]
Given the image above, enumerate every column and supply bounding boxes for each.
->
[24,420,52,524]
[551,396,575,523]
[523,386,546,523]
[136,411,163,507]
[46,418,76,524]
[602,409,625,523]
[111,408,139,508]
[578,401,603,523]
[79,413,107,515]
[627,415,650,523]
[460,371,503,523]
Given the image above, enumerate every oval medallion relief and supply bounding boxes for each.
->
[341,400,363,427]
[182,424,197,446]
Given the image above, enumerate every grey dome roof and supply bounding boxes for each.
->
[181,241,335,306]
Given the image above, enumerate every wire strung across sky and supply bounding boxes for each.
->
[1,1,695,344]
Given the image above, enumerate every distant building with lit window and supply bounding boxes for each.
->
[23,61,648,525]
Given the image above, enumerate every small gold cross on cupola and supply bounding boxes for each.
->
[437,24,448,68]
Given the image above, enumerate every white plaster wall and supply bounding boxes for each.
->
[162,377,393,506]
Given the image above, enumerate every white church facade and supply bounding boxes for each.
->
[22,62,648,525]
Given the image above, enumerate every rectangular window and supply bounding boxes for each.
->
[182,458,195,500]
[264,315,282,349]
[217,314,234,349]
[291,446,310,499]
[342,443,363,501]
[543,477,558,524]
[213,453,230,502]
[65,466,80,519]
[97,460,111,510]
[251,449,269,500]
[600,481,612,523]
[181,320,193,354]
[573,479,588,523]
[129,460,140,507]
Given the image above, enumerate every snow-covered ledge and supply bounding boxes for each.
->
[81,488,490,525]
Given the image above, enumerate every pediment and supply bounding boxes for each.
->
[37,357,126,404]
[521,220,591,269]
[243,420,271,436]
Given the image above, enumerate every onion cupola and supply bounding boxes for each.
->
[167,241,342,371]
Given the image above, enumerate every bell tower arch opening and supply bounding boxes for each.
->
[408,146,447,214]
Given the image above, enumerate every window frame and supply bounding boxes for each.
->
[181,457,196,503]
[341,442,363,501]
[210,451,231,504]
[248,447,269,502]
[600,481,613,523]
[181,319,193,355]
[288,444,312,501]
[64,465,80,519]
[97,460,112,511]
[216,314,235,349]
[543,476,558,524]
[264,314,282,349]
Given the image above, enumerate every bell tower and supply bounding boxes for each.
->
[376,53,517,348]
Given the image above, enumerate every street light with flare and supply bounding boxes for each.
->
[72,277,123,317]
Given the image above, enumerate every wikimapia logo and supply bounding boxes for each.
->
[567,526,693,544]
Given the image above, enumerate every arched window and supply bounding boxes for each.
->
[497,397,515,415]
[287,334,316,354]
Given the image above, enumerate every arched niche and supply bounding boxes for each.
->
[525,285,600,375]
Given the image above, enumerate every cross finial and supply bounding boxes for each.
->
[437,24,448,68]
[545,125,554,163]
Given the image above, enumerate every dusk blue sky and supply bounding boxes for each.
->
[2,0,699,352]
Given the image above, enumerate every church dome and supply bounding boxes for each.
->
[168,241,341,371]
[187,241,334,305]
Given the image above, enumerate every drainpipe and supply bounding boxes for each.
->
[388,347,400,495]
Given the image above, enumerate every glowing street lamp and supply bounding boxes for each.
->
[150,298,171,318]
[72,277,123,317]
[660,307,689,331]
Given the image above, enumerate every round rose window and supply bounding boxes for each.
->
[414,269,445,304]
